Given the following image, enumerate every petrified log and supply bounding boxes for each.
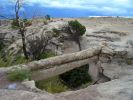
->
[31,59,90,81]
[0,47,101,73]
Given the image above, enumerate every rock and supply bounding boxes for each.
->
[21,80,36,89]
[0,76,133,100]
[0,89,64,100]
[57,76,133,100]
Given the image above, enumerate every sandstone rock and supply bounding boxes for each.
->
[21,80,36,89]
[0,76,133,100]
[0,89,64,100]
[58,76,133,100]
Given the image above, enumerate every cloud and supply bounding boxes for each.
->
[1,0,133,16]
[24,0,132,13]
[26,0,132,8]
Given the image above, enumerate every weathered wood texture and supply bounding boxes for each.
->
[31,59,90,81]
[0,47,101,72]
[0,48,101,80]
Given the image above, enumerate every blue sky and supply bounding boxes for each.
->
[1,0,133,17]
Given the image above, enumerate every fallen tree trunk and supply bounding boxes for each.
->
[26,47,101,71]
[0,47,101,73]
[0,46,128,81]
[31,59,91,81]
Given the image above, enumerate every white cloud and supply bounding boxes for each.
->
[2,0,133,15]
[25,0,132,8]
[23,0,132,14]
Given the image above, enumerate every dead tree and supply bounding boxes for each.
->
[27,34,53,60]
[14,0,28,59]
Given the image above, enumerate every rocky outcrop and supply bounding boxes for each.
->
[58,75,133,100]
[0,89,65,100]
[0,75,133,100]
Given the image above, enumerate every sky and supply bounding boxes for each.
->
[1,0,133,18]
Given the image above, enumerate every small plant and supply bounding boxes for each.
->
[15,56,30,65]
[0,54,14,67]
[38,51,56,59]
[8,68,31,81]
[11,19,31,29]
[0,50,29,67]
[23,19,32,27]
[52,28,60,37]
[60,65,92,88]
[36,76,69,93]
[45,15,51,20]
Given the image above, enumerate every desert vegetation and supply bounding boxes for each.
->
[8,68,31,81]
[62,20,86,50]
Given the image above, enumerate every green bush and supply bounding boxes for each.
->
[45,15,51,20]
[11,19,32,29]
[23,19,32,27]
[60,65,92,88]
[36,76,69,93]
[0,55,14,67]
[67,20,86,50]
[8,68,31,81]
[52,28,60,37]
[15,56,30,65]
[0,51,29,67]
[38,51,56,59]
[68,20,86,37]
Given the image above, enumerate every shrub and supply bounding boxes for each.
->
[36,76,69,93]
[0,51,29,67]
[11,19,32,29]
[23,19,32,27]
[0,53,14,67]
[52,28,60,37]
[27,34,53,60]
[8,68,31,81]
[45,15,51,20]
[38,51,56,59]
[60,64,92,88]
[63,20,86,50]
[68,20,86,37]
[15,55,30,65]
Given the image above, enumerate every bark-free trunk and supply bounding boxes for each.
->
[31,59,90,81]
[77,40,82,51]
[20,29,28,59]
[0,47,101,73]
